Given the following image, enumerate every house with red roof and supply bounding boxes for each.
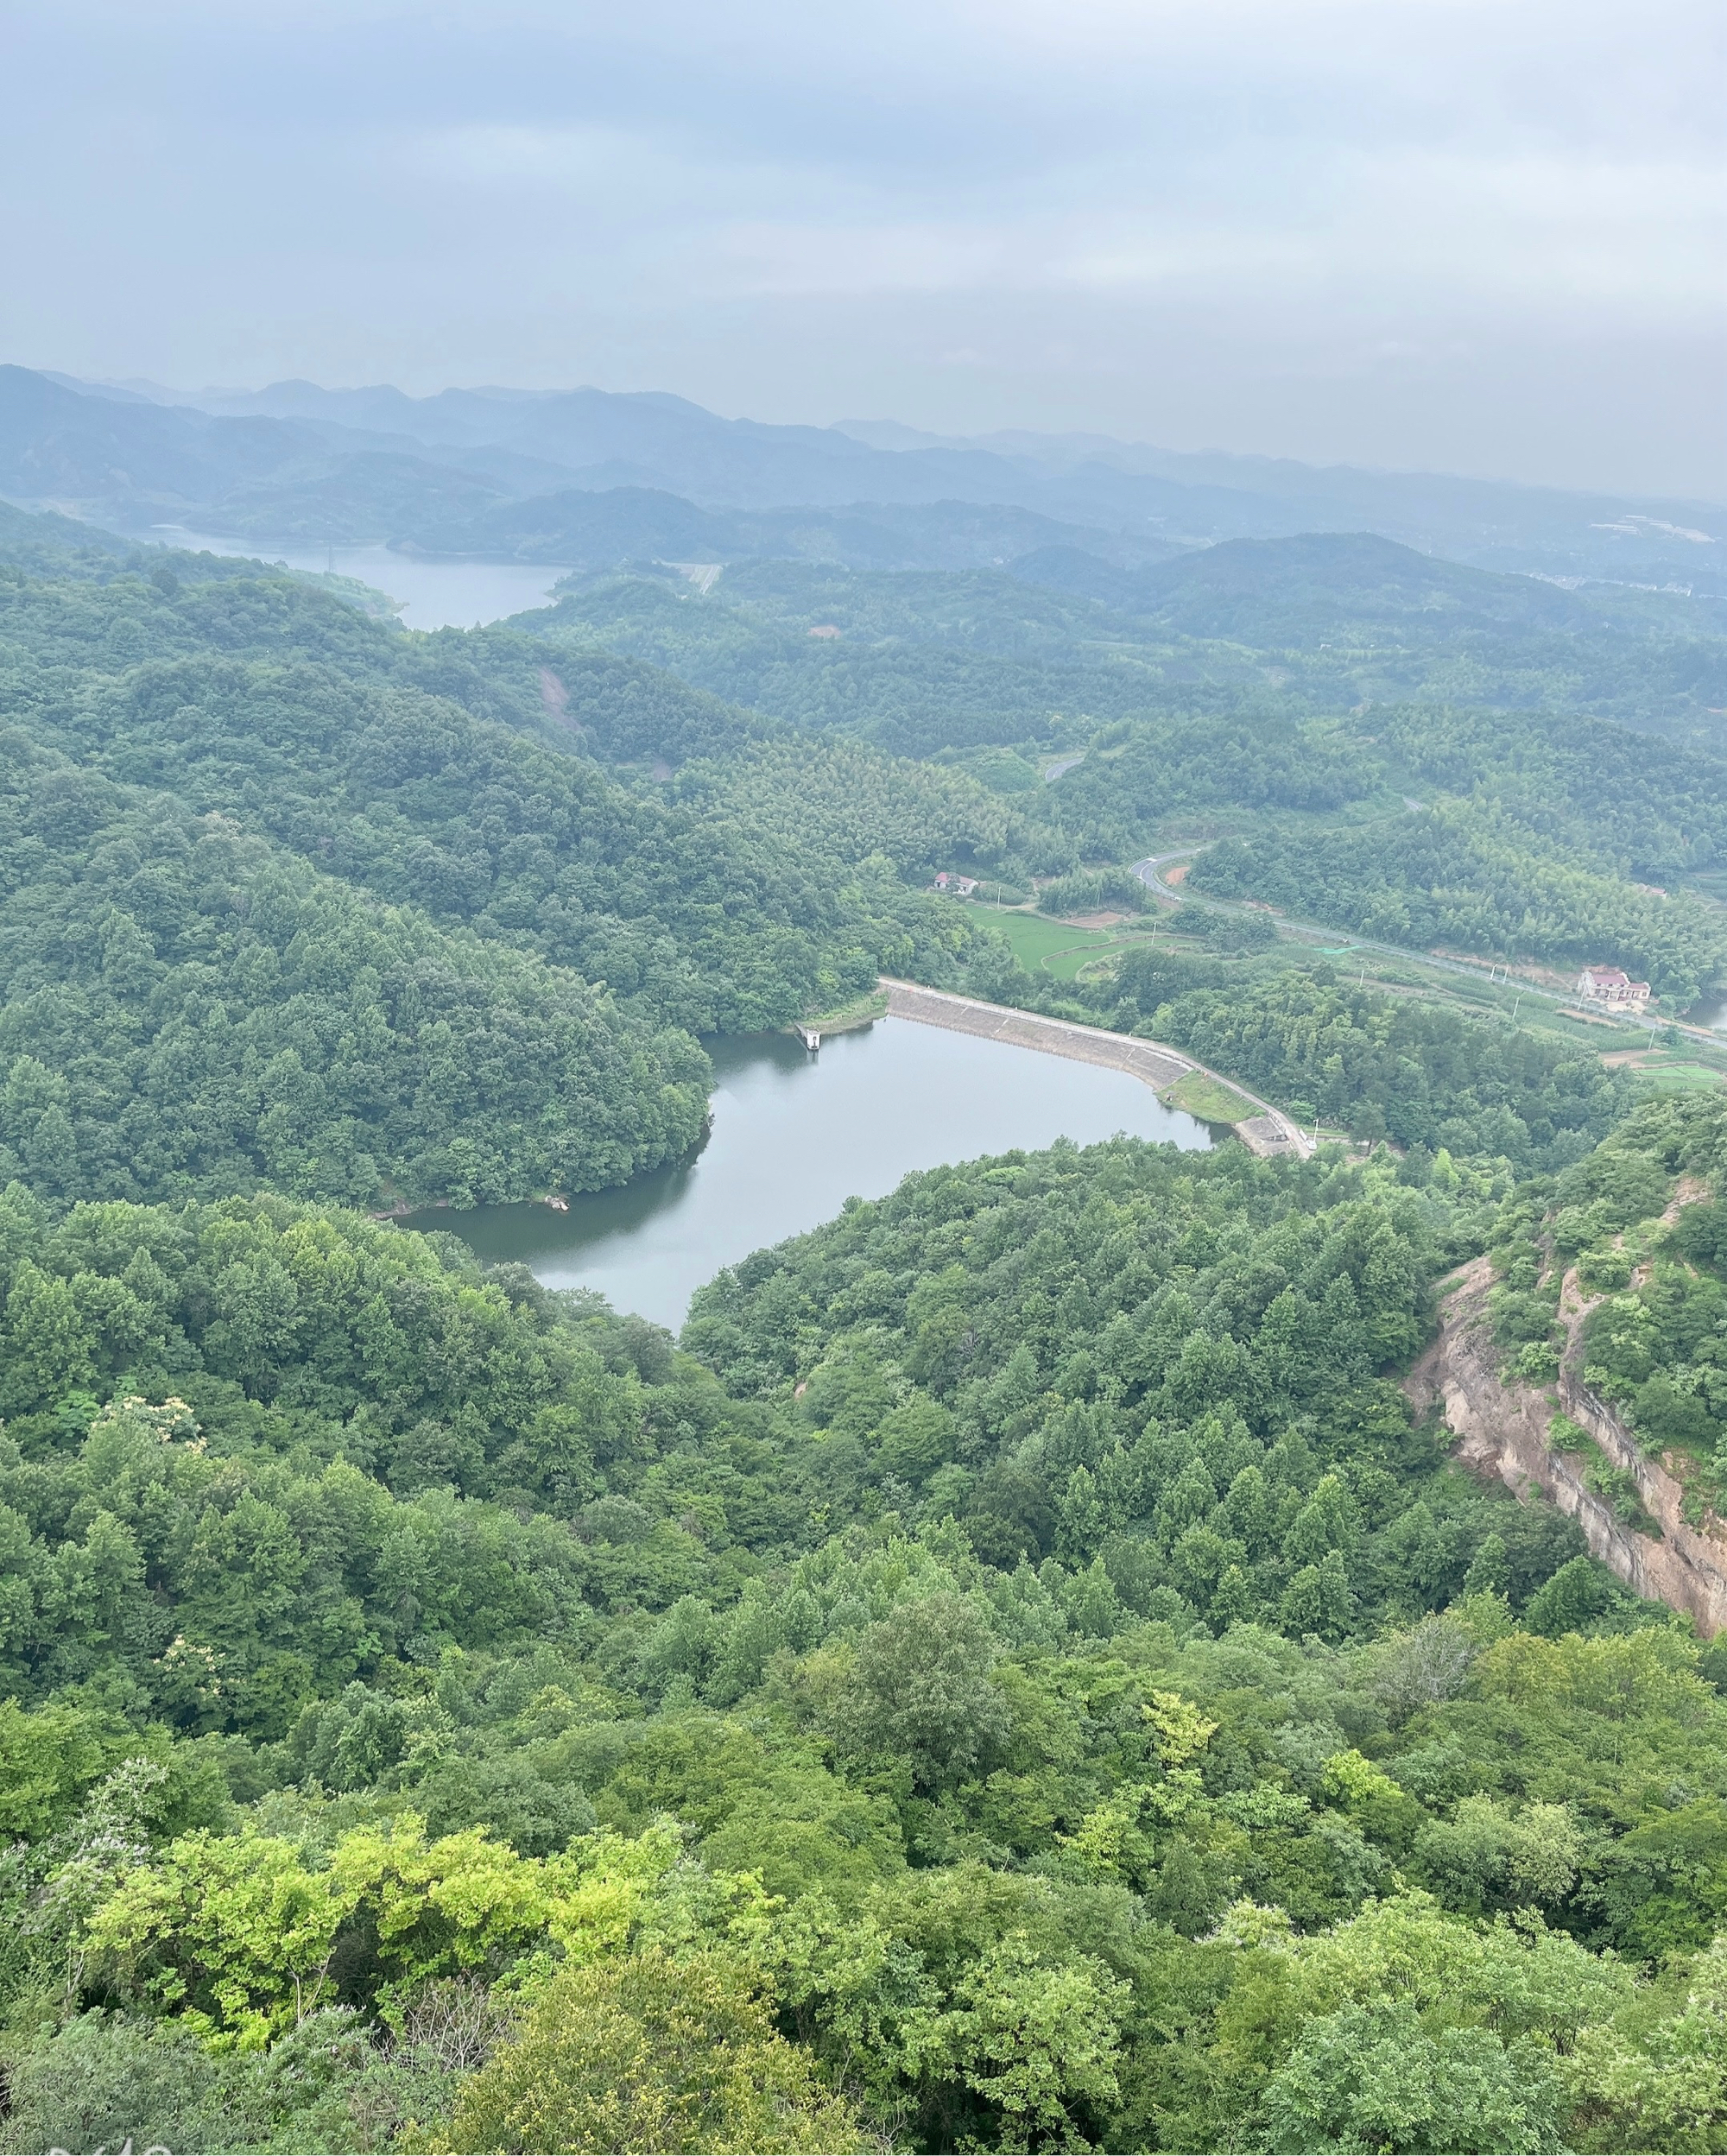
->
[1576,966,1651,1008]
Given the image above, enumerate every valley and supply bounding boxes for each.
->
[0,395,1724,2152]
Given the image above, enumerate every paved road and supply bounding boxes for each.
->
[1131,851,1199,906]
[1129,848,1704,1040]
[1135,846,1515,981]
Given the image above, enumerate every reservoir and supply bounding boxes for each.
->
[405,1017,1213,1330]
[149,530,563,630]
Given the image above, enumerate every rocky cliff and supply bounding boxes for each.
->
[1405,1249,1727,1637]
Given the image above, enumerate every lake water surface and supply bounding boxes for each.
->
[151,531,562,630]
[404,1019,1213,1330]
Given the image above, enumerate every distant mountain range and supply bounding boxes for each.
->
[2,364,1722,585]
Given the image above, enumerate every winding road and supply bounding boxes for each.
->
[1130,848,1694,1034]
[1131,851,1201,907]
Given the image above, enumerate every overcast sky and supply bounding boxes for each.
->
[4,0,1722,496]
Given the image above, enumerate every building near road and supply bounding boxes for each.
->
[1577,965,1651,1008]
[933,872,980,895]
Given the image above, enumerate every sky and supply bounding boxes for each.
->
[3,0,1723,497]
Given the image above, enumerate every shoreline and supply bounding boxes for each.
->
[784,989,889,1043]
[878,979,1313,1160]
[370,988,1313,1224]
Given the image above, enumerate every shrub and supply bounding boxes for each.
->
[435,1949,865,2154]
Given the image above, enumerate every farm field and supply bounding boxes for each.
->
[984,907,1154,980]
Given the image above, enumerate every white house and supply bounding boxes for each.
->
[1576,966,1651,1008]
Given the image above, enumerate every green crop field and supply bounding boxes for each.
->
[985,908,1148,980]
[1631,1060,1726,1092]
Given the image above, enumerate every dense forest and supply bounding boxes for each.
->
[1480,1094,1727,1524]
[535,542,1727,759]
[1026,701,1727,882]
[0,533,1009,1212]
[1187,809,1727,1002]
[0,1128,1723,2151]
[524,545,1727,991]
[0,496,1724,2153]
[0,733,718,1208]
[1093,949,1637,1171]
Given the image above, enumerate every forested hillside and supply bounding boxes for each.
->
[1092,948,1637,1170]
[0,520,1006,1211]
[0,540,991,1023]
[1188,808,1727,1002]
[1370,705,1727,879]
[521,537,1727,992]
[0,1125,1723,2151]
[0,737,714,1207]
[0,494,1724,2153]
[535,540,1727,756]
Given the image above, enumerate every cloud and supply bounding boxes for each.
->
[1,0,1720,491]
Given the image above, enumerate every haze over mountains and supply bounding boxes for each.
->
[3,364,1722,590]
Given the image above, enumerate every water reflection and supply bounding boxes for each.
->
[403,1020,1213,1330]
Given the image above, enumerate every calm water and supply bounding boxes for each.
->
[150,530,562,629]
[402,1020,1213,1330]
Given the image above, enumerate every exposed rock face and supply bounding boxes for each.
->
[1404,1255,1727,1636]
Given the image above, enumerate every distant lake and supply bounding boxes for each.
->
[402,1019,1214,1331]
[150,530,561,630]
